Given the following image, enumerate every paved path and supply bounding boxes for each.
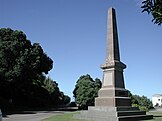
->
[2,111,64,121]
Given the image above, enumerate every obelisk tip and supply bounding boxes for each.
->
[108,7,115,11]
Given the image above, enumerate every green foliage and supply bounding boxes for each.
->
[43,77,60,95]
[0,28,70,109]
[63,95,71,105]
[43,77,71,105]
[141,0,162,25]
[0,28,53,84]
[73,74,101,109]
[128,91,153,111]
[0,28,52,107]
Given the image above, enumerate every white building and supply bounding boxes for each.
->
[152,94,162,107]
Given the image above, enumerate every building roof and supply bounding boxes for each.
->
[153,94,162,97]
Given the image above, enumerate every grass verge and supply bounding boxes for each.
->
[142,111,162,121]
[42,111,88,121]
[42,111,162,121]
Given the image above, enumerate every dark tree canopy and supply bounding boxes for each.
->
[73,74,101,109]
[0,28,53,85]
[43,77,71,105]
[0,28,70,109]
[141,0,162,25]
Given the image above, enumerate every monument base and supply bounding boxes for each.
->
[95,87,132,107]
[95,97,131,107]
[74,106,153,121]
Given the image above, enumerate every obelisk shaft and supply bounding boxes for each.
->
[101,8,126,70]
[106,8,120,63]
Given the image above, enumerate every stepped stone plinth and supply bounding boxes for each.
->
[74,106,153,121]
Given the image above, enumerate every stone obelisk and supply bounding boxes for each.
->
[74,7,153,121]
[95,7,131,107]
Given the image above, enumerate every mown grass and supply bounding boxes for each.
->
[42,111,88,121]
[142,111,162,121]
[42,111,162,121]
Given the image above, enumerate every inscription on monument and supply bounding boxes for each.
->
[103,72,113,86]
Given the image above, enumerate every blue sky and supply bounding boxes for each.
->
[1,0,161,100]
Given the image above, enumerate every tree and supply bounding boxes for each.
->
[128,91,153,111]
[43,77,71,105]
[73,74,101,109]
[0,28,53,107]
[139,95,153,111]
[43,77,60,95]
[0,28,53,84]
[141,0,162,25]
[63,95,71,105]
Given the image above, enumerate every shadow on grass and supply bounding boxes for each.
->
[153,115,162,117]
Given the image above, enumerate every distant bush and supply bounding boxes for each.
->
[129,91,153,111]
[68,102,77,107]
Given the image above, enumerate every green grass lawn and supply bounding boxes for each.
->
[42,111,88,121]
[143,111,162,121]
[42,111,162,121]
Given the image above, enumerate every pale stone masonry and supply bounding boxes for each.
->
[74,7,153,121]
[95,7,130,107]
